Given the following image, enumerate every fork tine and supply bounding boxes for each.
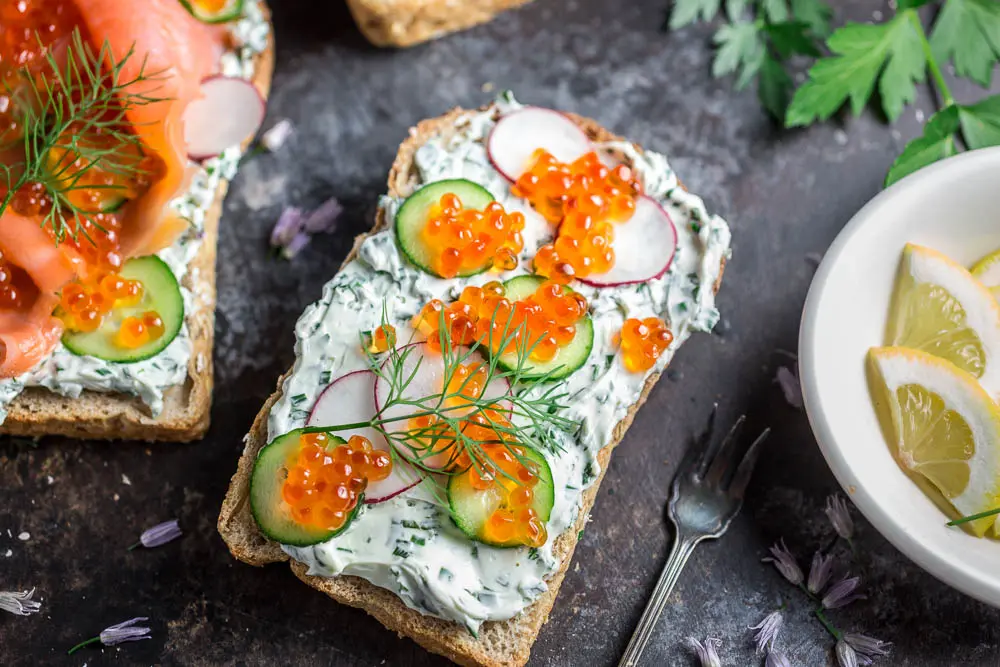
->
[682,403,718,475]
[728,428,770,499]
[704,414,746,484]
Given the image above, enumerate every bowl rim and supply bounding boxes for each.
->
[799,146,1000,608]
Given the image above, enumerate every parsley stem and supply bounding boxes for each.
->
[907,10,954,108]
[947,506,1000,526]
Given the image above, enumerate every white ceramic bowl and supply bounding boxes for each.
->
[800,147,1000,606]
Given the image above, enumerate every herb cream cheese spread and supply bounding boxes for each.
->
[0,2,270,423]
[269,94,731,631]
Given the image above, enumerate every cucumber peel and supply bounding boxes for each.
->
[179,0,244,23]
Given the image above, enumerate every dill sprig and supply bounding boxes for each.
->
[0,29,166,243]
[302,304,578,498]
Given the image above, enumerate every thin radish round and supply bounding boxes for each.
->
[374,344,511,470]
[579,195,678,287]
[184,76,266,161]
[488,107,593,182]
[308,370,421,504]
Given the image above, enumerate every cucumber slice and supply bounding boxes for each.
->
[61,256,184,363]
[179,0,244,23]
[395,179,496,278]
[250,430,361,547]
[448,446,554,548]
[492,274,594,380]
[44,130,144,214]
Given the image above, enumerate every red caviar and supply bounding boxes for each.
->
[421,194,525,278]
[471,442,547,547]
[618,316,674,373]
[366,324,396,354]
[512,150,642,284]
[282,432,393,532]
[57,272,151,344]
[412,280,588,362]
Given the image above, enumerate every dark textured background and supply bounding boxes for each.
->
[2,0,999,664]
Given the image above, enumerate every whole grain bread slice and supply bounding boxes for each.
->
[346,0,534,47]
[218,106,726,666]
[0,15,275,443]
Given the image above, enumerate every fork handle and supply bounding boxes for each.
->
[618,533,699,667]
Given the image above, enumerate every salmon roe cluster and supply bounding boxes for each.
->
[407,403,512,470]
[282,432,393,532]
[471,443,547,547]
[59,273,143,332]
[413,280,588,362]
[618,317,674,373]
[421,194,525,278]
[512,151,642,284]
[0,250,34,310]
[365,324,396,354]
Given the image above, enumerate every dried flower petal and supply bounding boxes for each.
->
[138,520,182,548]
[683,636,722,667]
[763,539,803,586]
[749,610,783,654]
[766,652,791,667]
[260,119,294,152]
[0,589,41,616]
[303,196,344,234]
[826,494,854,540]
[836,639,859,667]
[100,617,152,646]
[775,365,803,409]
[822,575,865,609]
[270,207,305,247]
[844,632,891,662]
[282,231,311,259]
[808,551,835,594]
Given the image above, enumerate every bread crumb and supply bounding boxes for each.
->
[3,549,11,557]
[17,531,29,541]
[122,474,132,486]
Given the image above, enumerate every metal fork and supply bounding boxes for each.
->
[618,409,770,667]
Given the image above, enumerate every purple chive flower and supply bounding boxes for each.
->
[766,652,791,667]
[822,575,865,609]
[683,637,722,667]
[826,494,854,540]
[68,617,152,655]
[836,639,859,667]
[763,539,803,586]
[303,196,343,234]
[775,365,803,410]
[808,551,835,595]
[0,588,41,616]
[129,520,182,550]
[260,118,294,152]
[749,610,783,654]
[270,206,306,247]
[282,232,311,259]
[844,632,891,663]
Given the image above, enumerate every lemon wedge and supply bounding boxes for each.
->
[887,243,1000,399]
[971,248,1000,301]
[868,347,1000,535]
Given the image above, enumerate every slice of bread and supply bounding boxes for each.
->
[346,0,534,47]
[0,11,276,443]
[219,106,727,666]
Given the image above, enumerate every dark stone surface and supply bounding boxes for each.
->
[2,0,998,665]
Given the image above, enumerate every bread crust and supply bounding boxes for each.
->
[218,105,726,666]
[0,8,275,443]
[346,0,534,47]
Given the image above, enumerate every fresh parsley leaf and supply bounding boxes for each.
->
[790,0,832,37]
[930,0,1000,87]
[762,0,789,23]
[786,12,926,127]
[725,0,750,20]
[712,21,765,89]
[670,0,723,29]
[766,21,822,58]
[885,105,960,186]
[958,93,1000,149]
[758,53,795,121]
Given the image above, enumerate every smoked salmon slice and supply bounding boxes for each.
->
[74,0,224,256]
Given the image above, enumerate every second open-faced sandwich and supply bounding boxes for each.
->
[0,0,274,441]
[220,93,731,666]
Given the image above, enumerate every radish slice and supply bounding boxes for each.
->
[579,195,679,287]
[184,76,266,161]
[308,370,422,504]
[374,344,511,470]
[488,107,593,182]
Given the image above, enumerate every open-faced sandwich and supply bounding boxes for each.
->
[0,0,274,441]
[219,93,731,666]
